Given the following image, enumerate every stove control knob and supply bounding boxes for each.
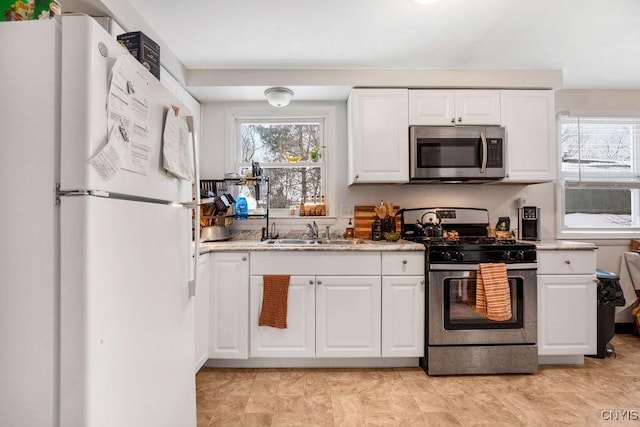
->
[502,251,512,260]
[455,251,465,261]
[515,251,525,261]
[442,251,452,261]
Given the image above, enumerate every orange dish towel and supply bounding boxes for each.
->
[476,263,512,321]
[259,275,290,329]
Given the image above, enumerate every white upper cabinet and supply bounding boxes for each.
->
[348,89,409,184]
[500,90,556,183]
[409,90,501,126]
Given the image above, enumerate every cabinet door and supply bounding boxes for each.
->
[316,276,381,357]
[453,90,501,125]
[500,90,556,182]
[382,276,425,357]
[250,275,315,357]
[348,89,409,184]
[538,274,597,356]
[209,253,249,359]
[194,253,210,372]
[409,90,455,125]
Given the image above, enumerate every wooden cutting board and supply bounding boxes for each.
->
[354,205,401,239]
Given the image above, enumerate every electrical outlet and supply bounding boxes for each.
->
[340,204,354,218]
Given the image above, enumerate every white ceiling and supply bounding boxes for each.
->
[125,0,640,102]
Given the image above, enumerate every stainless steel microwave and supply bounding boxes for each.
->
[409,126,506,182]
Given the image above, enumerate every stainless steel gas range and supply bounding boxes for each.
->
[400,207,538,375]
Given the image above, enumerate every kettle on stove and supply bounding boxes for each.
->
[420,211,443,238]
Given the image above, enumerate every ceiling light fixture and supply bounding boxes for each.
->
[264,87,294,107]
[413,0,440,4]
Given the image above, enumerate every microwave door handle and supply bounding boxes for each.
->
[480,131,488,173]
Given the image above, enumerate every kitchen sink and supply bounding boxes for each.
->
[321,239,371,245]
[261,238,371,246]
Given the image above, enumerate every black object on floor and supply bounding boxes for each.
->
[588,268,626,359]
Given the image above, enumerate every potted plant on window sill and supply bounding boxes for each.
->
[309,146,326,162]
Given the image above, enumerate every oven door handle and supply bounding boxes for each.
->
[429,263,537,271]
[480,131,488,174]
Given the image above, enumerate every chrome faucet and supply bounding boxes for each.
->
[306,221,319,239]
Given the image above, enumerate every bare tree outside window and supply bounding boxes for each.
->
[239,122,324,211]
[561,118,633,175]
[559,117,640,230]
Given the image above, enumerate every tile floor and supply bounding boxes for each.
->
[196,334,640,426]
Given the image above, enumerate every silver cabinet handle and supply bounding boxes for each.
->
[402,260,407,265]
[317,280,322,285]
[309,280,314,285]
[421,280,425,287]
[242,256,247,261]
[450,118,455,124]
[457,117,462,122]
[564,260,571,265]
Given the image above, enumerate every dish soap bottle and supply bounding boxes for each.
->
[234,188,248,219]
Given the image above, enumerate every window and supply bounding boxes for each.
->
[559,116,640,235]
[237,119,326,216]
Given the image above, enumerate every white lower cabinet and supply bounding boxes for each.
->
[315,275,381,357]
[250,272,381,358]
[250,275,315,358]
[250,251,383,358]
[537,249,597,358]
[381,277,424,357]
[212,250,427,363]
[209,252,249,359]
[194,252,210,372]
[381,252,425,357]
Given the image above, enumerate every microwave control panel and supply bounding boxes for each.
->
[487,139,503,167]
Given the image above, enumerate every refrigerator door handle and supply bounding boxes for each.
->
[187,115,200,298]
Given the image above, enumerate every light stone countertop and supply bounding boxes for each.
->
[534,240,598,250]
[199,239,425,254]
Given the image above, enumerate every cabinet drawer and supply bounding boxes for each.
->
[537,250,596,275]
[381,252,424,276]
[251,252,380,275]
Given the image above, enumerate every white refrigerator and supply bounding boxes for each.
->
[0,16,198,427]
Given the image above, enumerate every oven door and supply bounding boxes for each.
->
[410,126,505,180]
[428,264,537,345]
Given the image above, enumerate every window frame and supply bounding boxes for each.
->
[557,114,640,239]
[224,104,337,220]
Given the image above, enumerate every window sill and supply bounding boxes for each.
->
[558,230,640,240]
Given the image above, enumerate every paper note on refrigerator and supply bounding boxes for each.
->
[162,106,193,181]
[107,55,152,175]
[88,123,126,181]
